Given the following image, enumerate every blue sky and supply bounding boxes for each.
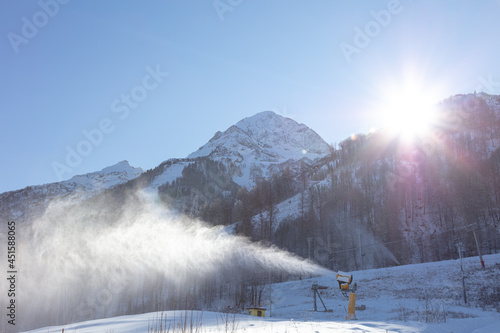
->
[1,0,499,193]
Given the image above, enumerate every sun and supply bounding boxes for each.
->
[376,74,441,143]
[382,88,437,141]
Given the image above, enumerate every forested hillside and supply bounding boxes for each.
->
[157,93,500,272]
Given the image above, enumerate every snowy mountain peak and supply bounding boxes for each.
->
[187,111,329,187]
[190,111,329,160]
[234,110,298,134]
[235,110,283,126]
[235,111,328,154]
[99,160,144,176]
[66,160,144,189]
[0,160,145,223]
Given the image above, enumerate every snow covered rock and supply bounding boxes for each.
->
[187,111,330,187]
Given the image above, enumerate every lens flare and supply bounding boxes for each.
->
[374,68,443,143]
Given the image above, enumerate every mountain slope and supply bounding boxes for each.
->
[1,111,328,225]
[0,160,143,222]
[264,92,500,270]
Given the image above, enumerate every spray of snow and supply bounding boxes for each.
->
[3,191,329,331]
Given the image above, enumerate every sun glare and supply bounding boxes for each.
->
[377,74,441,143]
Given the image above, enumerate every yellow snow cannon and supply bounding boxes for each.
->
[336,271,357,297]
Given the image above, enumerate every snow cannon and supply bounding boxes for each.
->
[336,271,357,297]
[336,271,359,320]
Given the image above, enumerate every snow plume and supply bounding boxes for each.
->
[6,191,328,331]
[356,227,401,269]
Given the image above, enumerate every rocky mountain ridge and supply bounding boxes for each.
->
[0,160,143,223]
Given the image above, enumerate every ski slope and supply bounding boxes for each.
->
[23,254,500,333]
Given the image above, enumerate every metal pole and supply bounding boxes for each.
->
[307,237,312,261]
[457,243,467,304]
[312,285,317,311]
[269,269,272,317]
[317,290,328,312]
[359,231,363,270]
[472,230,485,269]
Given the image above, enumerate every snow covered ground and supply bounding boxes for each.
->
[23,254,500,333]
